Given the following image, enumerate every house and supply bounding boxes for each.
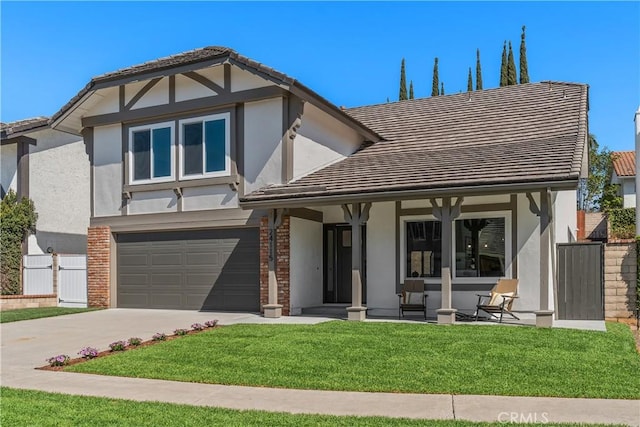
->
[610,151,635,208]
[1,118,90,255]
[48,47,589,327]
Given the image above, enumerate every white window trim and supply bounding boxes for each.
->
[178,112,231,180]
[399,210,512,286]
[452,210,512,283]
[128,121,175,185]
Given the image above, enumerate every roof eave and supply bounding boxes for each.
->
[239,178,580,209]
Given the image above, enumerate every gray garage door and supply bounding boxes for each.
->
[117,228,259,311]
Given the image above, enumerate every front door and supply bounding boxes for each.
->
[323,224,366,304]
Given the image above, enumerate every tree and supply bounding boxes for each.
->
[431,57,439,96]
[475,49,483,90]
[1,190,37,295]
[409,80,414,99]
[507,41,517,85]
[578,134,618,212]
[440,82,445,95]
[500,41,508,87]
[519,25,530,84]
[399,58,408,101]
[467,67,473,92]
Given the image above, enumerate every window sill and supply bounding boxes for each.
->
[123,175,239,193]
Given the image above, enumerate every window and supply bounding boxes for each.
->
[455,217,505,277]
[406,221,441,278]
[179,113,230,178]
[129,122,174,183]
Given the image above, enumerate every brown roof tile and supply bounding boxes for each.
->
[241,81,589,205]
[612,151,635,177]
[1,117,49,139]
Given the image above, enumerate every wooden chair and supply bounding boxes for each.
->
[398,279,427,320]
[475,278,519,323]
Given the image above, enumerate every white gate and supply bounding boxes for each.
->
[57,255,87,307]
[23,254,54,295]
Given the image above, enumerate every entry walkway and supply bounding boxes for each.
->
[1,309,637,425]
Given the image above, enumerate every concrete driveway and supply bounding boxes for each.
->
[1,309,638,426]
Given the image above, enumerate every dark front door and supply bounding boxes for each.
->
[324,224,366,304]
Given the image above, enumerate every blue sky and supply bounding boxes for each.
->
[1,1,638,151]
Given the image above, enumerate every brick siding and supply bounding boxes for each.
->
[604,241,637,324]
[259,215,290,315]
[87,226,111,308]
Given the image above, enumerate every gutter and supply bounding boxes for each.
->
[239,179,579,209]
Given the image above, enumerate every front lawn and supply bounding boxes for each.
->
[67,321,640,399]
[0,388,622,427]
[0,307,100,323]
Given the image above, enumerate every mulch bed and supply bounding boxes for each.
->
[37,325,219,371]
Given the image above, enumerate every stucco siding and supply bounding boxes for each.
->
[293,103,363,180]
[516,192,541,311]
[175,73,216,102]
[1,143,17,195]
[182,185,239,211]
[622,178,636,208]
[130,77,170,110]
[27,129,90,254]
[365,202,396,312]
[289,217,323,314]
[243,97,283,194]
[93,124,123,217]
[230,66,271,92]
[127,190,177,214]
[554,190,577,244]
[90,86,120,115]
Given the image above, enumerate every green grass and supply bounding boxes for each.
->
[0,388,622,427]
[67,321,640,399]
[0,307,100,323]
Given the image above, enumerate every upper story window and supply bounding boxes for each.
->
[129,122,174,184]
[179,113,230,179]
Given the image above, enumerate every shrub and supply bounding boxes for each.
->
[47,355,70,367]
[77,347,99,359]
[1,191,37,295]
[174,328,188,336]
[191,323,205,331]
[128,337,142,347]
[204,320,219,328]
[108,341,127,352]
[152,332,167,341]
[608,208,636,239]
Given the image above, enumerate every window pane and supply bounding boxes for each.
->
[455,218,505,277]
[406,221,441,278]
[184,122,203,175]
[205,119,226,172]
[152,127,171,178]
[133,130,150,181]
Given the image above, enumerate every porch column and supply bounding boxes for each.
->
[432,197,463,324]
[527,190,554,327]
[264,209,283,318]
[342,202,371,321]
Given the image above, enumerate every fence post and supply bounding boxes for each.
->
[52,254,59,298]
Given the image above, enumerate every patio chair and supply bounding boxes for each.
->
[475,279,519,323]
[398,279,427,320]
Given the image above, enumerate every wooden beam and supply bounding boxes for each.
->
[184,71,226,94]
[124,78,162,111]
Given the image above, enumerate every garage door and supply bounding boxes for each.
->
[117,228,259,311]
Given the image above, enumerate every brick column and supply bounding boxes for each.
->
[87,226,111,308]
[259,216,290,315]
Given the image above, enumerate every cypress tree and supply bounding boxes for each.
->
[507,41,517,85]
[499,41,508,87]
[519,25,530,83]
[440,82,445,96]
[399,58,407,101]
[409,80,414,99]
[467,67,473,92]
[431,57,439,97]
[476,48,483,90]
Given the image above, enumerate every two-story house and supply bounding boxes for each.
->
[50,47,589,327]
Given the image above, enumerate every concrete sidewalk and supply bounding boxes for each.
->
[2,309,639,426]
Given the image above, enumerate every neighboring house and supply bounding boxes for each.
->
[48,46,588,327]
[610,151,636,208]
[1,118,90,255]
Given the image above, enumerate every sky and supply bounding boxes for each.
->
[1,1,638,152]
